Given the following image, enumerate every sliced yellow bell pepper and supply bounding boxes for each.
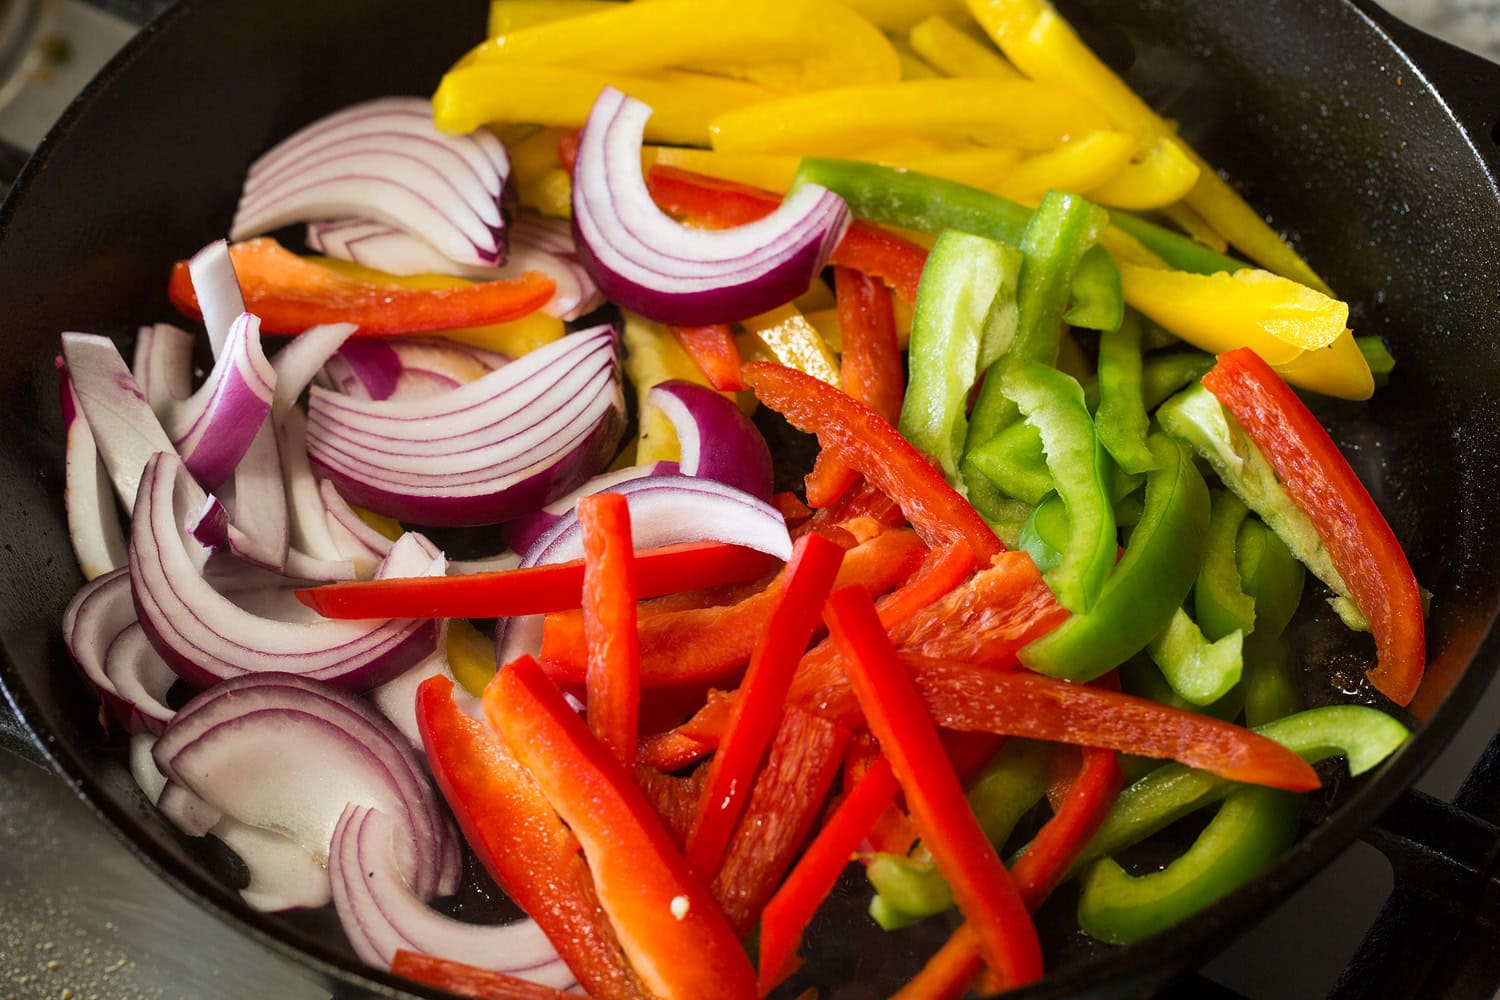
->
[641,146,802,193]
[802,306,843,352]
[993,129,1136,202]
[621,312,737,463]
[835,0,974,33]
[505,126,574,217]
[893,40,943,80]
[433,64,772,146]
[892,148,1023,190]
[446,619,499,698]
[909,14,1020,79]
[1273,328,1374,402]
[463,0,899,92]
[1120,264,1353,379]
[354,505,404,541]
[966,0,1333,294]
[1163,201,1229,253]
[739,305,843,388]
[309,258,567,356]
[795,280,837,314]
[1086,136,1200,211]
[709,77,1109,156]
[486,0,612,37]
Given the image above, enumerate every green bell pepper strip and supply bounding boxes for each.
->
[1019,492,1067,574]
[965,191,1112,454]
[1194,490,1256,641]
[1140,351,1215,410]
[898,230,1021,486]
[793,158,1123,332]
[867,739,1052,928]
[967,420,1054,507]
[1117,655,1243,722]
[991,361,1116,613]
[1146,608,1244,707]
[1156,384,1369,632]
[1070,705,1410,870]
[1236,519,1307,727]
[1114,489,1145,529]
[1020,433,1208,681]
[1108,211,1246,276]
[1356,336,1396,388]
[1076,785,1302,944]
[1095,312,1156,475]
[1139,319,1184,353]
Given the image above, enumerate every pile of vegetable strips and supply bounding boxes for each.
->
[54,0,1428,997]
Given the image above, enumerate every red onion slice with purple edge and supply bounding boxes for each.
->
[570,86,849,325]
[504,460,679,556]
[161,312,276,490]
[646,379,773,501]
[58,363,127,580]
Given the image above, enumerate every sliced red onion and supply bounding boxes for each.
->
[305,325,625,527]
[504,460,678,555]
[162,312,276,490]
[188,240,247,355]
[498,475,792,664]
[62,568,139,729]
[102,623,178,735]
[130,452,439,690]
[278,407,354,567]
[323,338,403,401]
[330,805,570,985]
[271,323,358,418]
[59,364,127,580]
[159,781,224,836]
[131,323,194,416]
[233,97,509,268]
[571,87,850,325]
[321,478,395,568]
[306,213,602,322]
[130,731,169,802]
[646,380,773,501]
[153,671,454,902]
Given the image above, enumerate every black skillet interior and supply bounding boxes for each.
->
[0,0,1498,997]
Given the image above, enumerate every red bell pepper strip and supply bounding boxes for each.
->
[908,656,1321,791]
[414,677,649,1000]
[1202,347,1425,706]
[636,766,706,852]
[391,951,571,1000]
[540,527,925,690]
[824,587,1045,990]
[685,532,846,878]
[484,657,758,1000]
[771,491,814,529]
[167,238,555,336]
[805,267,906,508]
[744,362,1003,561]
[670,324,747,392]
[710,706,851,935]
[757,756,902,996]
[579,494,640,766]
[813,477,907,531]
[558,128,581,173]
[295,540,780,620]
[646,166,928,304]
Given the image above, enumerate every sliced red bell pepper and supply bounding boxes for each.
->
[670,324,746,392]
[484,658,757,1000]
[558,127,581,173]
[805,267,906,508]
[414,677,649,1000]
[645,166,928,303]
[539,527,925,690]
[908,656,1321,791]
[686,532,846,878]
[391,951,572,1000]
[744,362,1003,561]
[579,494,639,765]
[1202,347,1425,706]
[710,706,851,935]
[771,490,814,529]
[636,766,707,852]
[295,540,779,620]
[813,477,907,531]
[167,238,555,336]
[824,587,1044,990]
[757,755,902,996]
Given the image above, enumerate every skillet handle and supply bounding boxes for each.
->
[0,685,51,770]
[1351,0,1500,174]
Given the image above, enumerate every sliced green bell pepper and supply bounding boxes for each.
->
[1020,433,1208,681]
[1108,211,1246,276]
[1193,490,1256,641]
[1140,351,1214,410]
[1236,518,1307,726]
[968,419,1054,506]
[1117,655,1243,722]
[898,230,1021,486]
[1146,608,1243,707]
[1019,492,1067,573]
[1356,335,1396,389]
[1095,312,1156,475]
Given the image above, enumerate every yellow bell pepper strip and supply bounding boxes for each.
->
[739,305,843,388]
[640,145,800,193]
[910,14,1021,79]
[709,78,1111,157]
[1204,348,1426,705]
[893,148,1022,191]
[464,0,900,92]
[446,619,499,698]
[825,588,1046,990]
[310,258,566,355]
[893,39,943,80]
[484,659,759,999]
[1086,136,1200,211]
[1162,200,1229,253]
[1274,328,1376,402]
[622,312,732,464]
[507,126,574,217]
[839,0,974,33]
[993,130,1136,203]
[487,0,611,37]
[433,64,771,146]
[967,0,1331,293]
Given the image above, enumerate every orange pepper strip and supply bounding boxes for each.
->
[167,238,555,336]
[1202,347,1425,706]
[391,950,573,1000]
[670,324,747,392]
[685,532,846,878]
[579,494,640,766]
[744,362,1002,561]
[484,658,758,1000]
[825,588,1044,990]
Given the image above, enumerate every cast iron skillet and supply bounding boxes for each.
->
[0,1,1498,996]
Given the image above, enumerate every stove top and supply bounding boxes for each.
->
[1,3,1498,999]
